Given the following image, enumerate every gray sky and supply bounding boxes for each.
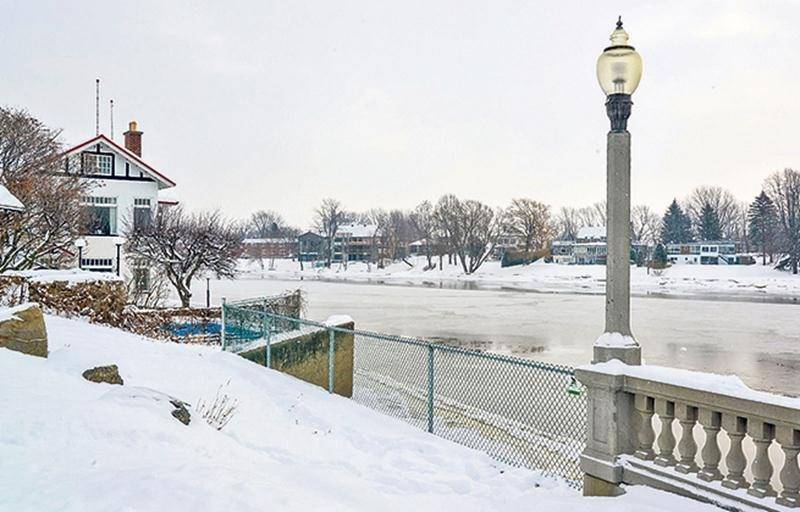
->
[3,1,798,228]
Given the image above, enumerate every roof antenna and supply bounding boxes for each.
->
[95,78,100,136]
[109,99,114,139]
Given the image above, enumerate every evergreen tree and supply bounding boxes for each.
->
[652,243,668,268]
[660,199,693,244]
[697,202,722,240]
[747,191,778,265]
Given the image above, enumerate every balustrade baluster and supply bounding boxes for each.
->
[747,420,777,498]
[675,403,699,474]
[721,415,749,490]
[634,394,656,460]
[777,426,800,508]
[654,399,676,467]
[697,409,723,482]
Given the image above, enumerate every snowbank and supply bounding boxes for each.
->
[237,257,800,302]
[0,316,716,511]
[3,268,123,284]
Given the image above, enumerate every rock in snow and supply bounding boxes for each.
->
[82,364,124,385]
[0,303,48,358]
[0,315,717,512]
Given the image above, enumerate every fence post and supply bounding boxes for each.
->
[427,344,434,434]
[328,328,335,393]
[220,298,227,351]
[263,309,271,369]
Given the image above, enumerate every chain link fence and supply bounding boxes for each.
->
[221,291,303,352]
[221,300,587,488]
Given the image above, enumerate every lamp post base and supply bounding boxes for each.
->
[593,345,641,366]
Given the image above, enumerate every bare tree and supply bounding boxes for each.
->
[125,269,170,308]
[577,201,606,228]
[630,205,660,245]
[503,198,553,252]
[314,198,346,268]
[125,207,243,307]
[765,169,800,274]
[685,186,740,240]
[248,210,297,238]
[409,200,438,268]
[361,208,389,266]
[555,207,582,240]
[434,194,499,274]
[0,107,90,271]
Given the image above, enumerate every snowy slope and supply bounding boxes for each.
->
[0,315,717,512]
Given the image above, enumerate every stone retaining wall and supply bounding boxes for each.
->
[0,272,126,325]
[239,320,355,398]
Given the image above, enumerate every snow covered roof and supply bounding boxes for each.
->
[243,238,295,244]
[338,223,379,238]
[577,226,606,240]
[0,184,24,212]
[61,134,176,189]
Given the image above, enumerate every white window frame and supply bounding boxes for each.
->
[82,196,118,235]
[84,153,113,176]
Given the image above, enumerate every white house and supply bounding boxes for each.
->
[333,224,380,262]
[665,241,752,265]
[552,226,650,265]
[59,121,176,287]
[552,226,608,265]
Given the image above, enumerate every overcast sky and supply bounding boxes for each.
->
[3,1,798,228]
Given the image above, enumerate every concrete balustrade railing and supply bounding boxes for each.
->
[577,361,800,511]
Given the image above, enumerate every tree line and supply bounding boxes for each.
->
[660,180,800,273]
[2,107,799,311]
[256,178,800,276]
[302,195,554,275]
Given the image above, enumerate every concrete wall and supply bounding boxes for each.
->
[239,320,354,398]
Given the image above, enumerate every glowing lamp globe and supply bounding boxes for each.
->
[596,17,643,96]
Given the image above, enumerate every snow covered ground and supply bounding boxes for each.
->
[0,315,718,512]
[239,257,800,302]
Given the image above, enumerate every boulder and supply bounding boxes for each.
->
[170,399,191,425]
[0,303,48,358]
[82,364,124,385]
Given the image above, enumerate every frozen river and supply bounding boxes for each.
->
[200,277,800,396]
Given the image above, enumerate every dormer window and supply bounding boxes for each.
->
[83,153,113,175]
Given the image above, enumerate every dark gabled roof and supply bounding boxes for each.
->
[61,134,176,189]
[298,231,325,240]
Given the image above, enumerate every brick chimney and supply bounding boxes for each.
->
[123,121,142,156]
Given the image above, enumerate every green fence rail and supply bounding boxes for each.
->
[221,301,587,488]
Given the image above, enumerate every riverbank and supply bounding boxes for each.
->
[239,257,800,303]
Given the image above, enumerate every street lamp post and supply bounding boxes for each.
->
[113,236,124,276]
[74,238,87,270]
[594,17,643,365]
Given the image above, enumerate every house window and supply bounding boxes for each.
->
[83,153,113,175]
[83,196,117,235]
[133,198,152,230]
